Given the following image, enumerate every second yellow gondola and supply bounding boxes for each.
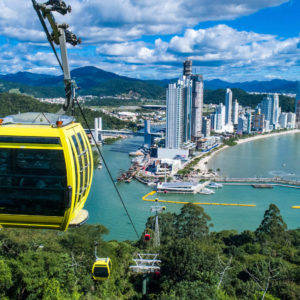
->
[0,112,93,231]
[92,258,112,280]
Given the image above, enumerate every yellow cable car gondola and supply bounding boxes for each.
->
[92,258,112,281]
[0,112,93,231]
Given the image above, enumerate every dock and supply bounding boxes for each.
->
[214,177,300,189]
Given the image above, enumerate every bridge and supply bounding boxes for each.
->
[85,129,163,137]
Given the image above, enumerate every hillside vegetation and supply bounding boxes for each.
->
[0,67,296,110]
[0,204,298,299]
[0,93,136,130]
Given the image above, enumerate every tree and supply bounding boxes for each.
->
[176,203,212,240]
[255,204,287,241]
[160,239,218,287]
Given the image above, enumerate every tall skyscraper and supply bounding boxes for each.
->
[225,88,232,125]
[232,99,239,125]
[215,103,226,131]
[261,95,272,123]
[261,94,279,128]
[191,74,203,141]
[166,60,203,149]
[295,81,300,127]
[166,78,192,149]
[272,94,280,126]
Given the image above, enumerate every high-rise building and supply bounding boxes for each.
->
[287,112,296,129]
[166,60,203,149]
[272,94,280,125]
[245,112,252,134]
[252,113,265,132]
[260,94,279,128]
[191,74,203,140]
[279,113,288,129]
[261,95,272,123]
[214,103,226,131]
[166,77,193,149]
[295,82,300,127]
[225,88,232,125]
[232,99,239,125]
[237,115,247,135]
[202,116,211,137]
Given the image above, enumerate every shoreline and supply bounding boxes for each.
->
[196,129,300,173]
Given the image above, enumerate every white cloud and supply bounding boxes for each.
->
[0,0,298,81]
[0,0,288,42]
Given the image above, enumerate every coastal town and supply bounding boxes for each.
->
[85,60,300,197]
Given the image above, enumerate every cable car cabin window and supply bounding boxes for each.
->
[0,136,60,144]
[71,135,84,196]
[71,134,89,196]
[0,148,67,216]
[70,142,79,204]
[93,266,109,278]
[108,260,112,271]
[77,132,89,194]
[82,132,93,184]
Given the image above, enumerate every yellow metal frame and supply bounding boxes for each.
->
[92,258,112,281]
[0,122,93,230]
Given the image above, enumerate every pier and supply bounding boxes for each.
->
[213,177,300,188]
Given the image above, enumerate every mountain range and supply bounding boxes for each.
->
[0,66,297,99]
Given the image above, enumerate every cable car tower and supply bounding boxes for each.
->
[129,202,165,295]
[150,201,166,248]
[130,253,161,296]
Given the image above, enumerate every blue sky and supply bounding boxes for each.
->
[0,0,299,82]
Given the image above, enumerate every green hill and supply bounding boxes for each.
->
[0,93,136,130]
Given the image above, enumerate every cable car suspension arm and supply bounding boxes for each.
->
[32,0,81,112]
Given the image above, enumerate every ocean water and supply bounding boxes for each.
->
[86,134,300,241]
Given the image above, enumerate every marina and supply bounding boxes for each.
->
[86,133,300,241]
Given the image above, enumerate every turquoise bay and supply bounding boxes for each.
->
[86,134,300,241]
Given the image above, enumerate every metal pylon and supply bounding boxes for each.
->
[150,202,165,248]
[130,253,161,296]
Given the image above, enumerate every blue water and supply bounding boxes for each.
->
[86,134,300,241]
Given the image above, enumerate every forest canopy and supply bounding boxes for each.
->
[0,203,299,299]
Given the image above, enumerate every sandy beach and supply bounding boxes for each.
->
[196,129,300,173]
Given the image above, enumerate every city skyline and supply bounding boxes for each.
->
[0,1,299,81]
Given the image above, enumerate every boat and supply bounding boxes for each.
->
[199,188,215,195]
[157,181,202,194]
[98,164,102,169]
[208,182,223,188]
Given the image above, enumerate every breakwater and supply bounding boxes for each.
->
[214,177,300,188]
